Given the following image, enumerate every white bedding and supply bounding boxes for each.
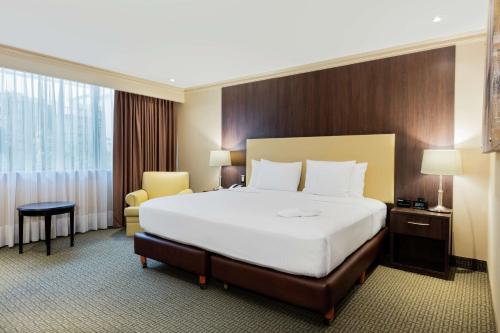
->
[139,188,386,278]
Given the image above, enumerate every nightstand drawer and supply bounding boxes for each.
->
[391,214,446,240]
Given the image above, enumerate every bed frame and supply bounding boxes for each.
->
[134,134,395,324]
[134,232,210,289]
[134,227,387,324]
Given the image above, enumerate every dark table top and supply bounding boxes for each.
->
[17,201,75,212]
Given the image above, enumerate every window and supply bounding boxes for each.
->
[0,67,114,248]
[0,68,114,171]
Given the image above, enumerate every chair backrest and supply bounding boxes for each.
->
[142,172,190,199]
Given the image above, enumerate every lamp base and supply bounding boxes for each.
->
[428,205,452,213]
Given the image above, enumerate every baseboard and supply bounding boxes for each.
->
[451,255,487,272]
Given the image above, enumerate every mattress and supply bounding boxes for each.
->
[139,188,386,278]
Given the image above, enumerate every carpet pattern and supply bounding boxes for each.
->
[0,229,496,333]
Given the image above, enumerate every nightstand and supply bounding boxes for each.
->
[390,207,452,280]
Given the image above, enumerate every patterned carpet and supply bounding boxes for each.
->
[0,229,496,333]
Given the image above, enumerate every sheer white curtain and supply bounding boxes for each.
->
[0,68,113,248]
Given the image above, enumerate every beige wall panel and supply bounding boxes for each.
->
[454,41,489,260]
[452,149,490,260]
[176,88,221,192]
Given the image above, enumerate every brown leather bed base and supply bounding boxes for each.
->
[134,228,387,324]
[134,232,210,288]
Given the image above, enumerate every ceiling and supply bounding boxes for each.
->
[0,0,488,88]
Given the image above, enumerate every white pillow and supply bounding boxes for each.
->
[303,160,356,197]
[349,162,368,198]
[255,159,302,192]
[248,160,261,188]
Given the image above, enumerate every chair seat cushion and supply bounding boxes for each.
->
[124,206,139,217]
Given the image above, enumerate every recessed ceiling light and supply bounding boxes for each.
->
[432,16,442,23]
[169,78,175,83]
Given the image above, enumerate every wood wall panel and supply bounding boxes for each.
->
[221,47,455,207]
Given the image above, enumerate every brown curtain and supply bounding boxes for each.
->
[112,91,176,227]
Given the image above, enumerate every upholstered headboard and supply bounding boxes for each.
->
[246,134,395,203]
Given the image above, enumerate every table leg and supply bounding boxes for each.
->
[70,209,74,247]
[19,213,23,254]
[45,215,51,256]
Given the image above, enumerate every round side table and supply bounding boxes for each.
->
[17,201,76,256]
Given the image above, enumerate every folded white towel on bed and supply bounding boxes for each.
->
[277,208,321,218]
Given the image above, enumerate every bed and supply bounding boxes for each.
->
[134,133,395,324]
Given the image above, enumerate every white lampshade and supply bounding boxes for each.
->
[209,150,232,167]
[421,149,462,176]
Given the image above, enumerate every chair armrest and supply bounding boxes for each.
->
[178,189,193,195]
[125,189,149,206]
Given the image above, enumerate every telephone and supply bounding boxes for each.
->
[229,184,243,189]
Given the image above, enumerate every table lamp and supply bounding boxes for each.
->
[420,149,462,213]
[209,150,232,190]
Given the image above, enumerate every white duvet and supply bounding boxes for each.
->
[139,188,386,278]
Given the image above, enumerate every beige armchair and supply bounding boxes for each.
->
[124,171,192,236]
